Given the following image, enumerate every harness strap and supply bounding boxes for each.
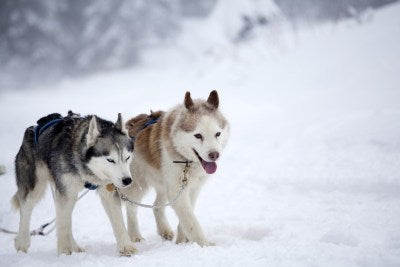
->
[142,118,159,129]
[84,181,99,190]
[34,118,63,145]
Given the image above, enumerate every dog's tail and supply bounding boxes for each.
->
[125,110,164,138]
[11,192,20,210]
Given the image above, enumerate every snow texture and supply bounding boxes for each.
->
[1,1,400,266]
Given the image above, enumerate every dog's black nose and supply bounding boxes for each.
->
[122,177,132,186]
[208,151,220,161]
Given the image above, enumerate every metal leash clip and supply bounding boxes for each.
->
[181,162,190,186]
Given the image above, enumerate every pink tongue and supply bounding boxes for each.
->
[201,160,217,174]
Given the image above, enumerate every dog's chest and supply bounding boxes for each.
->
[186,167,208,187]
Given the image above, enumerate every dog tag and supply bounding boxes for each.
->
[106,184,115,192]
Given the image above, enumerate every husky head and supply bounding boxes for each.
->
[84,113,134,188]
[173,90,229,174]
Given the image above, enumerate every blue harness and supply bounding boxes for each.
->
[84,181,99,190]
[34,118,63,146]
[141,117,159,131]
[33,117,99,190]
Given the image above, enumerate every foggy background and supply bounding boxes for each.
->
[0,0,397,90]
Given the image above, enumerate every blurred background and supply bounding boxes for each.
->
[0,0,398,90]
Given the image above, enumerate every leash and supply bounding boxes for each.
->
[117,114,191,209]
[84,181,99,190]
[1,116,191,235]
[1,160,191,236]
[117,161,192,209]
[0,189,91,236]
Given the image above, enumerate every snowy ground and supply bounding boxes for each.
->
[1,2,400,267]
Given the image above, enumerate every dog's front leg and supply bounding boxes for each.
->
[54,189,83,255]
[176,186,202,244]
[98,188,136,256]
[171,190,213,247]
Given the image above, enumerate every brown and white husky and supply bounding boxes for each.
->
[122,90,230,246]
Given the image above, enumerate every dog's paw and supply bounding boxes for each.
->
[72,243,85,253]
[57,243,85,255]
[14,235,30,253]
[159,229,174,241]
[197,240,216,247]
[176,237,189,244]
[176,233,189,244]
[118,241,137,257]
[58,246,74,255]
[131,236,145,243]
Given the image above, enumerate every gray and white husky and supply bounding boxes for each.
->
[123,90,230,246]
[12,111,136,256]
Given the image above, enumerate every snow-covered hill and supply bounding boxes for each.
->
[1,2,400,267]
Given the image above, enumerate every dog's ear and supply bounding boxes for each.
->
[207,90,219,109]
[87,116,100,147]
[115,113,128,135]
[184,91,194,111]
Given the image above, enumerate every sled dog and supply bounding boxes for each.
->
[12,111,136,256]
[123,90,229,246]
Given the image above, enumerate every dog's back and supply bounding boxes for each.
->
[126,110,164,138]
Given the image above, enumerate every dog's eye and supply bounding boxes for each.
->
[194,133,203,140]
[215,132,221,138]
[107,158,115,163]
[125,156,131,161]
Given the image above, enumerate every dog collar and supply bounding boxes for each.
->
[84,181,99,190]
[173,160,193,165]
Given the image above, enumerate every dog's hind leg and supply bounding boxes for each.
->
[153,191,174,241]
[14,176,48,252]
[14,197,34,252]
[14,157,48,252]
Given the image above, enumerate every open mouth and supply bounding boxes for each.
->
[193,149,217,174]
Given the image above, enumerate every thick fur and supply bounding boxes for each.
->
[12,111,136,256]
[122,91,229,245]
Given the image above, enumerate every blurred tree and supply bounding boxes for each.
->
[0,0,397,89]
[274,0,398,22]
[0,0,183,89]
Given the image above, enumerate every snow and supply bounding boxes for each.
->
[1,2,400,267]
